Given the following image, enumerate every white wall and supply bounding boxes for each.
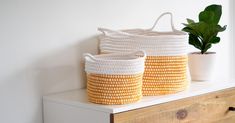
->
[230,0,235,78]
[0,0,232,123]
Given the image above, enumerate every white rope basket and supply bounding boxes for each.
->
[97,12,189,96]
[98,12,188,56]
[84,50,146,104]
[84,50,146,75]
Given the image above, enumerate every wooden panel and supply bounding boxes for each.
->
[213,116,235,123]
[112,87,235,123]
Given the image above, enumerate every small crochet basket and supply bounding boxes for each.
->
[84,50,146,105]
[98,12,189,96]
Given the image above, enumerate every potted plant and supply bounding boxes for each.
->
[182,4,227,81]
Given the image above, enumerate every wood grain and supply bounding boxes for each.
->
[111,87,235,123]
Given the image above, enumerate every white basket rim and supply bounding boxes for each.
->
[84,50,146,62]
[98,12,188,39]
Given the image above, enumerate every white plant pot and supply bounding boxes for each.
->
[188,52,216,81]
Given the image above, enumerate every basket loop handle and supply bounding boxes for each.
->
[149,12,177,32]
[83,53,97,61]
[98,28,115,35]
[131,50,147,58]
[98,27,131,36]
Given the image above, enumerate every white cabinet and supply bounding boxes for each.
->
[43,81,235,123]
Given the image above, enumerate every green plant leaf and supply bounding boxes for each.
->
[204,4,222,24]
[209,36,220,44]
[202,43,212,54]
[199,5,222,25]
[187,18,195,24]
[182,26,202,40]
[181,4,226,54]
[189,22,209,40]
[182,23,189,27]
[216,25,227,32]
[189,34,202,50]
[204,24,226,44]
[205,43,212,51]
[182,26,190,32]
[182,27,193,33]
[199,11,215,24]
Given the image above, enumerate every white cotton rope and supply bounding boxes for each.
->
[84,50,146,75]
[98,12,188,56]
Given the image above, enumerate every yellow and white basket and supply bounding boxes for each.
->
[98,12,189,96]
[84,51,146,104]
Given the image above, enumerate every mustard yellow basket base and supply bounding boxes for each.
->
[143,55,189,96]
[87,73,143,105]
[142,81,189,95]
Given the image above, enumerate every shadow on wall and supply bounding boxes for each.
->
[35,35,99,95]
[0,35,98,123]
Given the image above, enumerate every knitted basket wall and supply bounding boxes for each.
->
[84,51,146,104]
[142,56,188,95]
[98,12,189,96]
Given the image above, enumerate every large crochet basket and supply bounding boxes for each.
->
[84,51,146,104]
[98,12,189,96]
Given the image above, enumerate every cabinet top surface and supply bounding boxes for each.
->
[43,80,235,113]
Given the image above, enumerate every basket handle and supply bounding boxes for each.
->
[149,12,177,32]
[131,50,147,58]
[83,53,97,61]
[98,27,131,36]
